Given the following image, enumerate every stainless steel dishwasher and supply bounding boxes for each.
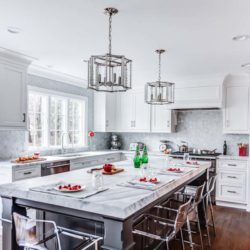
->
[41,160,70,176]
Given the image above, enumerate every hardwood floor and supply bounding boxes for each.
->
[209,206,250,250]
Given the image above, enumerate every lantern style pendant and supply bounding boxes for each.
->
[88,7,132,92]
[145,49,175,104]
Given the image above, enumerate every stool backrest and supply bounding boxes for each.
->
[193,182,206,206]
[13,212,37,247]
[174,198,192,233]
[207,175,217,194]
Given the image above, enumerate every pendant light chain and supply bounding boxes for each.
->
[108,12,112,56]
[158,52,161,83]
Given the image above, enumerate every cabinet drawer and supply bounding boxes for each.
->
[217,184,246,203]
[14,167,41,181]
[103,154,121,163]
[218,171,245,184]
[71,159,100,170]
[218,160,247,170]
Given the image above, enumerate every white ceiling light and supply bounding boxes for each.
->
[241,63,250,68]
[7,26,21,34]
[232,34,249,41]
[87,7,132,92]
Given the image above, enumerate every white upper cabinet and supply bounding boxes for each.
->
[116,91,151,132]
[0,50,31,129]
[223,85,249,134]
[151,106,177,133]
[93,92,117,132]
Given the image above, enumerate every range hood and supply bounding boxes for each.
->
[166,83,223,110]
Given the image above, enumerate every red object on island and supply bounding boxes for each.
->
[88,131,95,137]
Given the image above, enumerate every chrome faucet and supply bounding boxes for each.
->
[61,132,73,154]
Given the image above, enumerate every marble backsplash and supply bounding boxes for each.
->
[114,110,249,156]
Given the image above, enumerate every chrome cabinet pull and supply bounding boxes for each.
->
[23,171,32,175]
[227,176,237,179]
[228,164,237,167]
[227,190,237,194]
[23,113,26,122]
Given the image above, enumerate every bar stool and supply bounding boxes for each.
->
[164,183,206,250]
[179,176,217,247]
[201,175,217,247]
[132,198,192,250]
[11,212,102,250]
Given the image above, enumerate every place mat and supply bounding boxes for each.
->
[117,178,174,191]
[158,168,193,176]
[30,182,109,199]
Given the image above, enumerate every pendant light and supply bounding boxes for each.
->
[145,49,175,104]
[87,7,132,92]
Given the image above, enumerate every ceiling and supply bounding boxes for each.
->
[1,0,250,85]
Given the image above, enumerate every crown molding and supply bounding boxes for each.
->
[28,64,87,88]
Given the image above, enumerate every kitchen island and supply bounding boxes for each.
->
[0,159,211,250]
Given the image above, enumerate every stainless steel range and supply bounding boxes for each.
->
[170,151,221,204]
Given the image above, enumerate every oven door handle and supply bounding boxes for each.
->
[43,164,70,169]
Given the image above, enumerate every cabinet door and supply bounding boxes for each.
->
[93,92,106,132]
[0,63,27,128]
[151,106,173,133]
[105,93,117,131]
[133,91,150,132]
[224,86,249,133]
[93,92,116,132]
[116,92,134,131]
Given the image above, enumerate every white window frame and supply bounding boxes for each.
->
[28,86,88,150]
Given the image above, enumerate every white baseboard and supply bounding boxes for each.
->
[216,200,247,210]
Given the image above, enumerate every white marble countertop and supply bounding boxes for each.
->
[0,160,211,220]
[0,151,123,168]
[217,155,249,161]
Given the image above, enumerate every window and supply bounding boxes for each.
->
[28,89,87,149]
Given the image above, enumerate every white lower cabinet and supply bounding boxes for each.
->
[12,164,41,181]
[216,159,248,208]
[70,153,122,171]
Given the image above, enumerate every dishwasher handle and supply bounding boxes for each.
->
[43,164,70,169]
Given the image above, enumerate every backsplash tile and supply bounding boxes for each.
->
[114,110,249,156]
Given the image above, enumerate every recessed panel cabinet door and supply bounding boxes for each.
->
[133,91,151,132]
[0,64,27,128]
[151,106,173,133]
[116,92,134,131]
[105,93,117,131]
[224,85,249,133]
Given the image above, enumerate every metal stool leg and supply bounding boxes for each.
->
[180,229,185,250]
[195,207,204,250]
[186,218,194,250]
[202,198,211,247]
[209,195,216,237]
